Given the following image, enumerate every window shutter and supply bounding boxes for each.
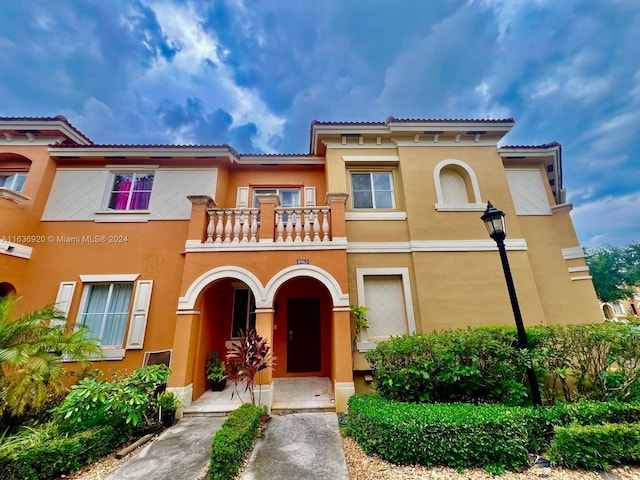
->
[125,280,153,349]
[236,187,249,208]
[304,186,316,206]
[53,282,76,326]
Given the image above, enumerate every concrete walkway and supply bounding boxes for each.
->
[105,416,225,480]
[240,412,349,480]
[105,411,347,480]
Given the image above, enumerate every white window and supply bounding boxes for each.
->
[356,268,416,351]
[107,173,154,211]
[252,188,300,208]
[0,173,27,193]
[613,303,624,315]
[80,283,133,347]
[231,287,256,338]
[350,172,394,209]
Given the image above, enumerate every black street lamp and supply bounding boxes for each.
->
[481,201,543,407]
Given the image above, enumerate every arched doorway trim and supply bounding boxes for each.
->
[178,266,265,310]
[263,265,349,308]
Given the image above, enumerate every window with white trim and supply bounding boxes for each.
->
[252,188,300,208]
[231,287,256,338]
[107,173,154,211]
[79,283,133,347]
[0,173,27,193]
[356,268,416,351]
[350,172,394,209]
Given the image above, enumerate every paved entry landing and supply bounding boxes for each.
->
[184,377,335,416]
[239,412,349,480]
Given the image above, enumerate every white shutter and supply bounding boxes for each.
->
[505,169,552,215]
[53,281,76,326]
[304,186,317,206]
[125,280,153,349]
[236,187,249,208]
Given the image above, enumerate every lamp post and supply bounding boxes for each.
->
[481,201,543,407]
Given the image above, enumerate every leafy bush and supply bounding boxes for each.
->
[55,364,170,432]
[366,323,640,405]
[366,326,532,405]
[347,394,530,474]
[549,423,640,470]
[0,422,132,480]
[209,403,266,480]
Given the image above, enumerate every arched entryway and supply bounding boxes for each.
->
[0,282,16,298]
[189,277,260,400]
[272,276,332,378]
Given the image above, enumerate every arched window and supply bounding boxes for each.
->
[0,153,32,201]
[433,159,484,211]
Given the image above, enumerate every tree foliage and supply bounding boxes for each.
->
[585,242,640,303]
[0,296,102,418]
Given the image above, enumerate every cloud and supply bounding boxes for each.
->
[572,193,640,247]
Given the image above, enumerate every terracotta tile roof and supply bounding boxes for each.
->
[0,115,93,144]
[387,116,515,123]
[500,142,560,149]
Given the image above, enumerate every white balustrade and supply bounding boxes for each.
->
[205,207,331,245]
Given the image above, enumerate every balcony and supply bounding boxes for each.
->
[184,193,349,252]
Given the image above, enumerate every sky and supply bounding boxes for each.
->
[1,0,639,248]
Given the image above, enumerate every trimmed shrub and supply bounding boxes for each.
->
[549,423,640,470]
[0,422,132,480]
[209,403,266,480]
[347,394,530,474]
[366,323,640,405]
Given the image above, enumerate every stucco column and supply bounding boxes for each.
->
[325,192,349,239]
[254,307,275,410]
[256,194,280,243]
[332,306,355,413]
[186,195,214,241]
[168,310,202,408]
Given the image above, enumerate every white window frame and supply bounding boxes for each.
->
[76,274,143,360]
[350,171,395,210]
[355,267,416,351]
[0,172,27,193]
[105,171,155,211]
[252,188,301,208]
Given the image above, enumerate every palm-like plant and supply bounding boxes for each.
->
[0,295,102,418]
[225,329,275,405]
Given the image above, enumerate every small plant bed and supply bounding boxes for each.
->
[208,403,268,480]
[342,435,640,480]
[347,394,640,474]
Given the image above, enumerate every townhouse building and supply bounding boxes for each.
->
[0,116,602,411]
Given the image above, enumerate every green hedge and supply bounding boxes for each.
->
[549,423,640,470]
[209,403,265,480]
[347,394,530,474]
[0,423,132,480]
[347,394,640,472]
[366,323,640,405]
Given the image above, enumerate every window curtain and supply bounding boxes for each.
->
[130,174,153,210]
[102,284,132,347]
[81,285,110,339]
[110,174,132,210]
[81,283,132,347]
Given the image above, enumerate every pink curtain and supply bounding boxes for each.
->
[113,176,131,210]
[130,175,153,210]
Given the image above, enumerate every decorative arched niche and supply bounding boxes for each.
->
[433,159,485,211]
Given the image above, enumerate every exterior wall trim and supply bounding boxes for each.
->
[347,239,528,253]
[562,246,585,260]
[79,274,140,282]
[433,158,483,208]
[264,265,349,307]
[345,211,407,221]
[0,240,33,259]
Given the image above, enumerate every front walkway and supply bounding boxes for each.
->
[183,377,335,416]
